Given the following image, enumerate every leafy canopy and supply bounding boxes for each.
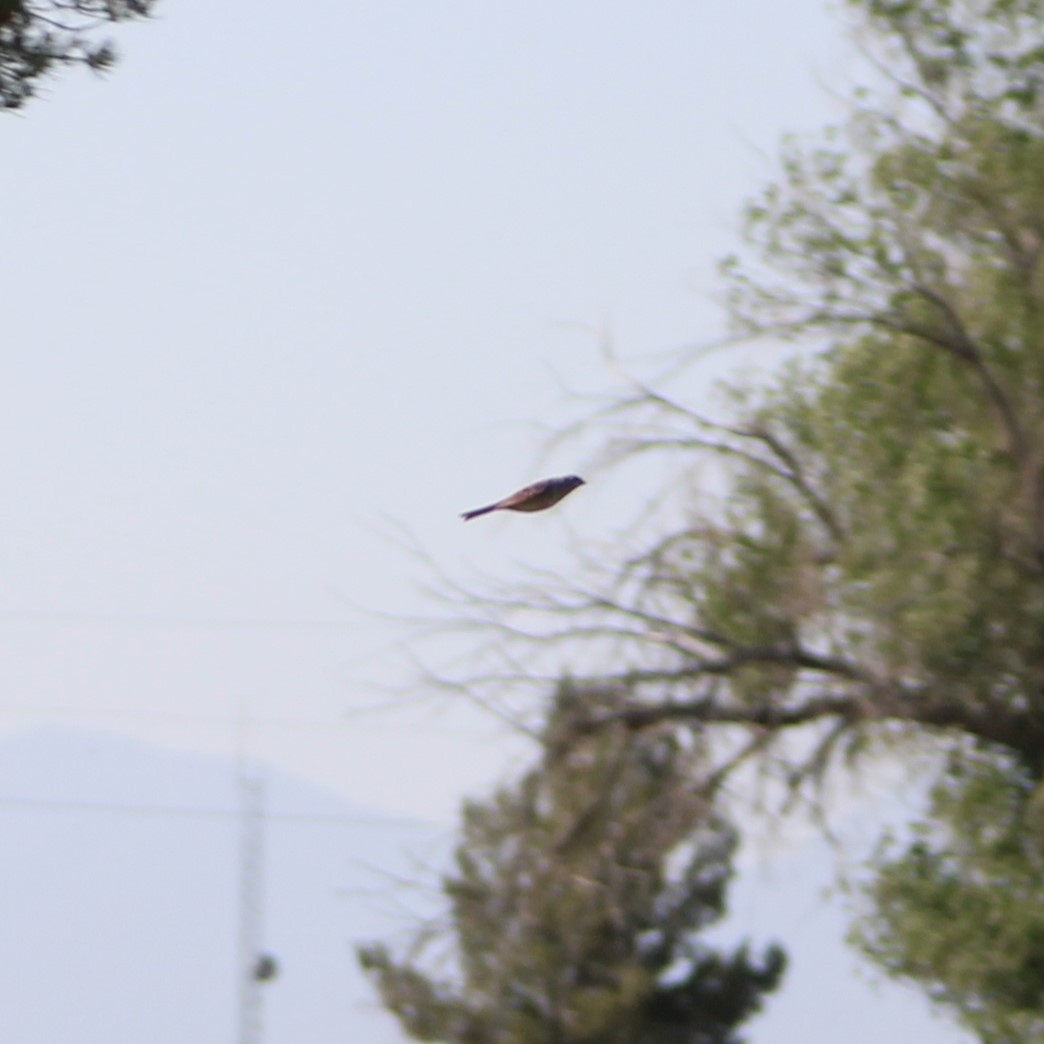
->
[853,750,1044,1043]
[450,0,1044,790]
[433,0,1044,1034]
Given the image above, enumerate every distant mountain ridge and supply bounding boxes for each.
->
[0,725,443,1044]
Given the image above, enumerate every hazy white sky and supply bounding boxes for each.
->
[2,1,968,1040]
[1,0,858,821]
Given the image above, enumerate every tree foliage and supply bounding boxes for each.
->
[426,0,1044,1034]
[0,0,156,110]
[359,685,784,1044]
[448,0,1044,787]
[852,748,1044,1042]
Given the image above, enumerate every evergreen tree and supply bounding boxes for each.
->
[0,0,156,110]
[359,685,784,1044]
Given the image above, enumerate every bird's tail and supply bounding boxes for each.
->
[461,504,496,521]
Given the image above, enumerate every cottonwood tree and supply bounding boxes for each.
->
[426,0,1044,1033]
[452,0,1044,801]
[359,684,784,1044]
[0,0,155,110]
[851,748,1044,1043]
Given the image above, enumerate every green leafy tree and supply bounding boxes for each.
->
[0,0,156,110]
[452,0,1044,802]
[432,0,1044,1034]
[852,749,1044,1043]
[359,685,785,1044]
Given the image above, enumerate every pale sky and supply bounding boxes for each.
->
[2,1,969,1040]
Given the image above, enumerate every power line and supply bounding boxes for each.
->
[0,702,412,730]
[0,608,364,632]
[0,792,438,828]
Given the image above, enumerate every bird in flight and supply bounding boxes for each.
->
[461,475,585,521]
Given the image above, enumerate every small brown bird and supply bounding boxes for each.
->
[461,475,585,521]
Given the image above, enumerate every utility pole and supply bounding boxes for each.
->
[237,767,267,1044]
